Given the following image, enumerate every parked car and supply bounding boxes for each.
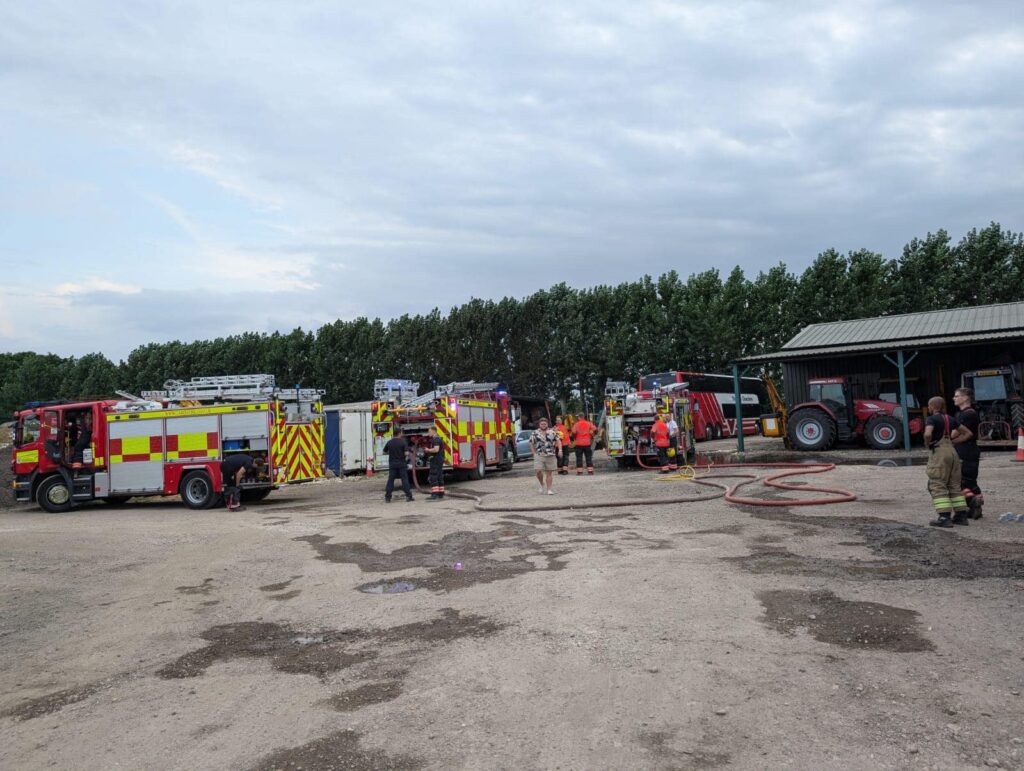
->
[515,430,534,461]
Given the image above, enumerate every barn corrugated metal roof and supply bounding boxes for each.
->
[738,301,1024,363]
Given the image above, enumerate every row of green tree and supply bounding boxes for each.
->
[3,223,1023,418]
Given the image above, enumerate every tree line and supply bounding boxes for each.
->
[3,222,1023,418]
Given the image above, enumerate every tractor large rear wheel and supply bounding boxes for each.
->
[1011,402,1024,434]
[787,408,837,451]
[865,415,902,450]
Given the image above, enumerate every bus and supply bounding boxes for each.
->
[638,371,767,440]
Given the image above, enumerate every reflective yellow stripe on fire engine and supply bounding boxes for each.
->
[455,399,498,409]
[16,449,39,464]
[107,404,267,422]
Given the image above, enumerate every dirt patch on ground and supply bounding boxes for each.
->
[758,589,934,652]
[2,681,107,721]
[157,608,504,680]
[732,514,1024,581]
[251,728,421,770]
[325,681,403,712]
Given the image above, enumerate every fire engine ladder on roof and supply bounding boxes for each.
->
[141,374,323,403]
[402,381,502,408]
[373,378,420,404]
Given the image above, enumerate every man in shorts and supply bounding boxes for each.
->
[530,417,562,495]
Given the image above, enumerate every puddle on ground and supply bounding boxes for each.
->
[259,576,302,592]
[325,681,402,712]
[252,728,421,770]
[731,512,1024,581]
[758,589,934,651]
[176,578,215,595]
[157,608,504,680]
[359,580,418,594]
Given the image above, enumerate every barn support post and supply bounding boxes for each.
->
[733,363,748,455]
[883,350,918,452]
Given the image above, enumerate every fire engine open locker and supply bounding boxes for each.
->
[10,375,325,512]
[370,379,516,480]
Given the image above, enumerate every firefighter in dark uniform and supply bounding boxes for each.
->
[952,386,983,519]
[383,427,414,503]
[924,396,970,527]
[220,453,264,510]
[423,424,446,501]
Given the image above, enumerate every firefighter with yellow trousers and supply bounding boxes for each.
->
[924,396,970,528]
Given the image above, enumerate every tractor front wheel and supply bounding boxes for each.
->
[787,408,837,451]
[865,415,902,450]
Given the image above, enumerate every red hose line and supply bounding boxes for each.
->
[696,462,857,506]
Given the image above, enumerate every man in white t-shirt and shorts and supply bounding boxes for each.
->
[530,417,562,495]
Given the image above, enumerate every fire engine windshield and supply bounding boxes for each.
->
[16,414,40,446]
[973,375,1008,401]
[640,372,678,390]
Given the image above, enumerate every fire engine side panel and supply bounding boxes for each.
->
[166,415,220,462]
[222,411,270,441]
[107,417,165,492]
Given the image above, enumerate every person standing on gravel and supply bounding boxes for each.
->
[423,424,446,501]
[530,417,562,495]
[554,415,570,475]
[951,387,983,519]
[571,413,596,475]
[924,396,970,528]
[383,427,414,503]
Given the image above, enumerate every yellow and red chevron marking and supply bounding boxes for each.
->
[435,416,454,465]
[372,402,392,423]
[274,422,324,482]
[606,399,621,416]
[166,431,219,461]
[110,435,163,463]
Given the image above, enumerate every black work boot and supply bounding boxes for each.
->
[929,516,953,528]
[970,498,984,520]
[425,494,438,502]
[951,512,970,526]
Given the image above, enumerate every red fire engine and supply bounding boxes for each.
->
[10,375,325,512]
[371,380,515,479]
[603,381,694,467]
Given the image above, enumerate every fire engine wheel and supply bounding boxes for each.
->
[470,449,486,481]
[181,471,216,510]
[37,476,73,513]
[787,408,837,451]
[865,415,901,450]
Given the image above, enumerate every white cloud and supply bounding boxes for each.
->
[54,278,142,296]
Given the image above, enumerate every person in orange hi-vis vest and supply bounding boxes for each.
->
[650,415,671,473]
[571,412,597,475]
[554,415,571,475]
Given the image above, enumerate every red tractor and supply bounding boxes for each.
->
[787,377,923,451]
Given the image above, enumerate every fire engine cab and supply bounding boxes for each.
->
[371,379,515,480]
[10,375,325,512]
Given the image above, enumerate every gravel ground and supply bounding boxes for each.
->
[2,439,1024,769]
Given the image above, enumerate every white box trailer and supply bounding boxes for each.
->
[325,401,375,474]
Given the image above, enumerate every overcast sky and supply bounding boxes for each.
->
[2,1,1022,361]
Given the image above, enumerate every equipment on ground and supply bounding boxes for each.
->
[786,376,923,451]
[960,365,1024,443]
[11,374,325,512]
[603,380,694,468]
[370,380,515,480]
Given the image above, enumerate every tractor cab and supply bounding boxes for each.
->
[960,366,1024,441]
[807,378,853,435]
